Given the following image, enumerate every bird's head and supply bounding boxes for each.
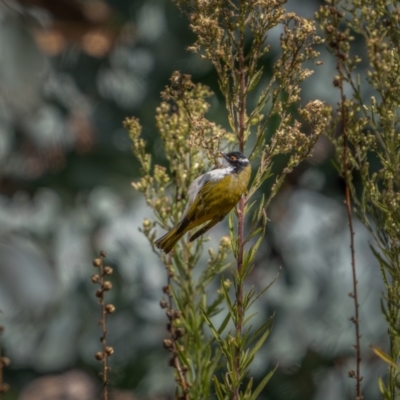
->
[220,151,250,172]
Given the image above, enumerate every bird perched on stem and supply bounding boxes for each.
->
[155,151,251,253]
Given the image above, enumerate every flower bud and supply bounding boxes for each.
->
[163,339,173,350]
[160,299,168,309]
[105,304,116,314]
[93,258,102,267]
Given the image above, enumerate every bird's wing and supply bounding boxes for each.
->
[183,173,210,217]
[183,167,231,221]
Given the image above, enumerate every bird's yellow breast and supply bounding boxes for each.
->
[186,164,251,226]
[211,166,250,206]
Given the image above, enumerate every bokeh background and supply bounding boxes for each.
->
[0,0,388,399]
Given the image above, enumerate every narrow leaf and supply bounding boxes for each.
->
[371,345,400,370]
[201,309,230,359]
[248,268,281,309]
[217,312,232,335]
[250,364,278,400]
[248,68,263,92]
[248,315,274,352]
[213,375,225,400]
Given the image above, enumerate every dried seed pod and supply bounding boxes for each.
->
[104,266,113,275]
[105,304,116,314]
[163,339,173,350]
[160,299,168,309]
[162,285,170,294]
[93,258,102,267]
[175,328,185,338]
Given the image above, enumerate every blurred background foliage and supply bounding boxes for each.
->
[0,0,388,399]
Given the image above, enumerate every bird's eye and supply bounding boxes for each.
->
[230,155,237,162]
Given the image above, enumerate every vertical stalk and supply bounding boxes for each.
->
[163,261,190,400]
[337,55,363,399]
[92,251,115,400]
[0,325,9,397]
[98,253,109,400]
[233,9,246,399]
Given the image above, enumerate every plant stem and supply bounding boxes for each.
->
[98,256,109,400]
[337,56,363,399]
[164,261,190,400]
[233,13,246,399]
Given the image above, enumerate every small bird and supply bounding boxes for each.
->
[155,151,251,253]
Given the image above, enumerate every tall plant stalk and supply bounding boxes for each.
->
[317,0,400,397]
[127,0,331,398]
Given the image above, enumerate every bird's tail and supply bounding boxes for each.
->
[155,225,186,254]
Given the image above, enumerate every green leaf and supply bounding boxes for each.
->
[217,312,232,335]
[247,315,274,351]
[243,377,254,399]
[201,308,230,359]
[221,279,235,317]
[213,376,225,400]
[175,344,191,373]
[248,268,281,309]
[243,312,258,327]
[245,199,258,217]
[240,348,255,372]
[372,199,392,214]
[248,68,263,92]
[245,227,263,243]
[249,364,278,400]
[243,232,265,268]
[377,376,392,399]
[371,345,400,370]
[207,294,225,317]
[370,245,394,274]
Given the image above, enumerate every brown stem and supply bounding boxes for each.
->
[98,253,109,400]
[164,261,190,400]
[0,325,3,398]
[233,16,247,400]
[0,342,2,400]
[336,48,363,400]
[93,251,115,400]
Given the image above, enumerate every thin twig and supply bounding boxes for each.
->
[162,259,190,400]
[0,323,10,398]
[92,251,115,400]
[0,327,2,400]
[335,22,363,399]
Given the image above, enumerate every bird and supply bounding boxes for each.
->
[155,151,251,253]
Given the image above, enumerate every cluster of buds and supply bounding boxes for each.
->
[0,325,10,394]
[92,250,115,389]
[160,265,190,399]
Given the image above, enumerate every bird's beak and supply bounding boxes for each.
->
[220,151,228,160]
